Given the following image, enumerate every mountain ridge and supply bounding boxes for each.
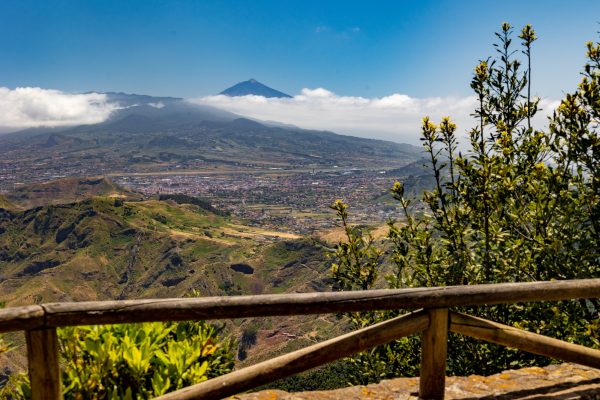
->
[0,91,420,188]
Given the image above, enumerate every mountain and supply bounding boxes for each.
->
[0,93,238,141]
[5,176,142,209]
[220,79,292,98]
[0,92,420,188]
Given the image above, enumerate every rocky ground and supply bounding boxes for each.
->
[232,363,600,399]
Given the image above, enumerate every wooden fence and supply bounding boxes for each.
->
[1,278,600,399]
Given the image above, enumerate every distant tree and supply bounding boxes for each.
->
[329,23,600,382]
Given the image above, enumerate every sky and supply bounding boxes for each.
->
[1,0,599,142]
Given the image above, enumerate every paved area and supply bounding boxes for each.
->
[231,363,600,399]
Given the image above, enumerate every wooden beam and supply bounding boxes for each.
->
[450,311,600,369]
[419,308,448,400]
[1,279,600,333]
[0,305,44,333]
[155,310,429,400]
[26,328,61,400]
[39,279,600,328]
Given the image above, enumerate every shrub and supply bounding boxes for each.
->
[329,23,600,382]
[1,320,234,399]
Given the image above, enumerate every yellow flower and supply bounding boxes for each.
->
[475,61,488,80]
[440,116,457,132]
[422,116,437,131]
[519,24,537,44]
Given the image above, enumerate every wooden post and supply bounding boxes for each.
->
[26,328,61,400]
[419,308,448,400]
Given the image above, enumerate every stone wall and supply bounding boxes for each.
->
[232,363,600,399]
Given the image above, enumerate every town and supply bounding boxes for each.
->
[112,169,409,233]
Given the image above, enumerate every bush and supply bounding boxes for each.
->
[1,320,234,399]
[329,23,600,382]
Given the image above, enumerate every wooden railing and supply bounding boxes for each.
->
[2,278,600,400]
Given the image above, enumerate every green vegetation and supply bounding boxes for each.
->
[329,23,600,382]
[1,321,233,399]
[158,194,230,217]
[5,177,142,210]
[0,194,331,378]
[0,196,325,304]
[258,360,360,392]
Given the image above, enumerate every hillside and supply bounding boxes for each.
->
[0,94,419,193]
[0,197,330,304]
[0,195,341,370]
[5,176,142,209]
[0,196,17,211]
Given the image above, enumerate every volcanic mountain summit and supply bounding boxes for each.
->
[220,79,292,98]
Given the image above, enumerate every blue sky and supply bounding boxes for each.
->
[2,0,599,98]
[1,1,599,142]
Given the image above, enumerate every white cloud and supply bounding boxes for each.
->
[190,90,560,144]
[0,87,119,133]
[148,101,165,109]
[0,86,560,143]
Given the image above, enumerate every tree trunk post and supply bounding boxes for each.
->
[26,328,61,400]
[419,308,448,399]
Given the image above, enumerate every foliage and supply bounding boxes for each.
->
[329,23,600,382]
[237,324,258,361]
[257,360,361,392]
[157,194,230,217]
[1,320,234,399]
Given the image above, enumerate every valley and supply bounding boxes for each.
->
[112,168,416,233]
[0,190,346,374]
[0,90,428,385]
[0,92,427,233]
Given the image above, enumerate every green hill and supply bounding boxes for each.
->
[0,196,328,305]
[4,176,142,209]
[0,196,339,369]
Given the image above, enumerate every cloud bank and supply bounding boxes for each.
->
[0,87,118,133]
[191,89,560,144]
[0,86,559,143]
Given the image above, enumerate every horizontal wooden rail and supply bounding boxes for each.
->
[0,305,44,333]
[449,311,600,369]
[5,278,600,400]
[155,309,429,400]
[2,278,600,333]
